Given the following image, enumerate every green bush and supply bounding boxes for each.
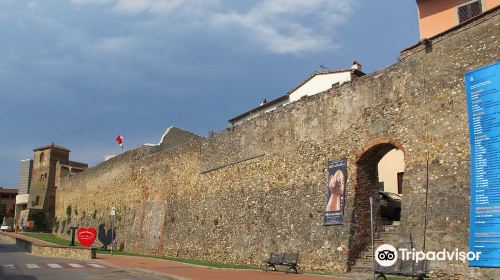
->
[66,205,72,223]
[28,211,46,230]
[53,219,59,233]
[5,217,14,227]
[60,220,66,234]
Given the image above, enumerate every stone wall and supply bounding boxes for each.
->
[1,233,95,261]
[54,9,500,277]
[31,245,95,261]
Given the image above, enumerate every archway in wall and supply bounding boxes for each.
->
[378,149,405,195]
[348,143,405,266]
[378,149,405,221]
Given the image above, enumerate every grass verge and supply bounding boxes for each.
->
[21,233,400,275]
[96,249,255,269]
[21,232,82,247]
[20,232,254,270]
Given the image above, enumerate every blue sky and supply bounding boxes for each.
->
[0,0,419,187]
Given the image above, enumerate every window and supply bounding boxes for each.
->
[35,196,40,206]
[39,152,45,166]
[458,1,482,24]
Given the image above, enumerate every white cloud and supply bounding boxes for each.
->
[66,0,355,55]
[113,0,151,14]
[27,2,39,10]
[112,0,219,15]
[86,36,132,52]
[213,0,355,55]
[70,0,112,4]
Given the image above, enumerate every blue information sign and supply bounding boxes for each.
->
[466,62,500,267]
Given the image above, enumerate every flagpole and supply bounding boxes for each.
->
[116,135,124,154]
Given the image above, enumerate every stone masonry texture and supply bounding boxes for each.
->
[54,10,499,278]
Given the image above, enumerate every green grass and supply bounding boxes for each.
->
[20,232,255,270]
[96,249,255,269]
[21,232,82,247]
[24,233,410,275]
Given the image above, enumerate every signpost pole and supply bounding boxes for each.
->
[70,226,78,246]
[111,215,113,256]
[111,207,116,256]
[370,197,375,280]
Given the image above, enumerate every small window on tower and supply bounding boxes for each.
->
[458,1,482,24]
[39,152,45,165]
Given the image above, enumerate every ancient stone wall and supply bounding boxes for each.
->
[54,9,499,277]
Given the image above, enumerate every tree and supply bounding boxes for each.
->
[0,201,5,224]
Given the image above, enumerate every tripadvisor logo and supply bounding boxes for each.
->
[374,244,482,267]
[375,244,398,267]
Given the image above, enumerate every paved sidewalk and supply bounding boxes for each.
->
[2,233,370,280]
[2,232,57,246]
[97,254,370,280]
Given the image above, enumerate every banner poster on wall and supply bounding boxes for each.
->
[466,62,500,267]
[323,158,347,226]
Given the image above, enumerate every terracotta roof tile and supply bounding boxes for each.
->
[286,68,354,95]
[33,143,71,152]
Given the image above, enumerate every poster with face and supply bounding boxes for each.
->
[323,158,347,226]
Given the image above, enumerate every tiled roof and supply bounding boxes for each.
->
[0,188,18,194]
[401,5,500,54]
[229,95,289,124]
[285,68,364,95]
[228,66,365,124]
[33,143,71,152]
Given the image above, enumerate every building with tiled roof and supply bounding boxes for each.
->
[16,143,88,231]
[288,62,365,102]
[0,187,17,220]
[229,61,365,125]
[416,0,499,39]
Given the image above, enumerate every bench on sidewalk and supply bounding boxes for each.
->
[375,259,429,280]
[262,252,299,274]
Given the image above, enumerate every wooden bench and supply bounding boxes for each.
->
[262,252,299,274]
[375,259,429,280]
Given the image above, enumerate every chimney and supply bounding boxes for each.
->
[351,61,362,72]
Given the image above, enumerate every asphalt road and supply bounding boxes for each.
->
[0,235,174,280]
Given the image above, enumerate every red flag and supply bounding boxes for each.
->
[115,135,123,147]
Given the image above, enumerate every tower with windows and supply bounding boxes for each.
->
[27,144,87,231]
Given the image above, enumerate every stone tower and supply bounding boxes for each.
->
[27,143,87,231]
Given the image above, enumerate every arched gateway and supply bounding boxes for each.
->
[348,143,405,268]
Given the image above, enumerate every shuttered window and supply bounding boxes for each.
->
[458,1,482,24]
